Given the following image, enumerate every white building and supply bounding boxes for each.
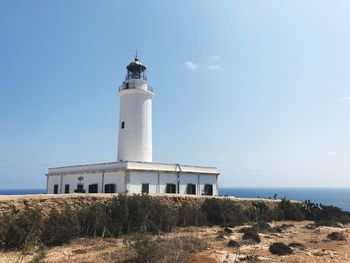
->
[46,57,219,195]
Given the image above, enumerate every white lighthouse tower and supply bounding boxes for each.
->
[117,57,153,162]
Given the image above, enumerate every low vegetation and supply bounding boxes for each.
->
[227,239,240,248]
[241,228,261,243]
[0,194,349,251]
[327,232,347,241]
[269,242,293,255]
[123,234,207,263]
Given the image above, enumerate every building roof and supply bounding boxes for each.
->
[47,161,219,176]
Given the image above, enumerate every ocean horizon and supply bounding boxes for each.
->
[0,187,349,211]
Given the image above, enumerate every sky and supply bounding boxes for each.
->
[0,0,350,189]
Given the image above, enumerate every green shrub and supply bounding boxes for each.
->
[250,202,271,221]
[201,198,246,227]
[269,242,292,255]
[251,221,272,233]
[0,208,42,250]
[201,198,223,226]
[27,244,47,263]
[302,200,350,225]
[227,239,240,248]
[178,203,205,227]
[125,234,207,263]
[77,204,107,237]
[40,206,79,246]
[278,199,305,221]
[242,228,260,243]
[221,199,247,227]
[327,232,347,241]
[108,194,177,235]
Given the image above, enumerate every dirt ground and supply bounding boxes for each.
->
[1,221,349,263]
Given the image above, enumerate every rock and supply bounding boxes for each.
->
[313,249,329,256]
[271,233,283,238]
[216,232,225,239]
[288,242,304,250]
[224,227,234,234]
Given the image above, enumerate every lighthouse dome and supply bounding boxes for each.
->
[126,58,147,80]
[127,58,146,69]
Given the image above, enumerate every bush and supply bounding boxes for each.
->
[40,206,79,246]
[278,199,305,221]
[302,201,350,225]
[77,204,107,237]
[1,195,349,252]
[242,228,261,243]
[327,232,347,241]
[269,242,292,255]
[0,208,42,250]
[251,221,272,233]
[27,244,47,263]
[249,202,272,222]
[227,240,240,248]
[178,203,205,227]
[272,223,293,233]
[201,198,247,227]
[108,194,177,235]
[125,234,207,263]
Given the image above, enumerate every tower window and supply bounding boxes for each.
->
[121,121,125,129]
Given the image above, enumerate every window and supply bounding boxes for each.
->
[74,184,85,193]
[187,184,196,195]
[88,184,98,193]
[121,121,125,129]
[53,184,58,194]
[142,183,149,194]
[166,183,176,194]
[204,184,213,196]
[64,184,70,194]
[105,184,116,193]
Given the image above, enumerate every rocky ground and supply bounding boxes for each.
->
[1,220,349,263]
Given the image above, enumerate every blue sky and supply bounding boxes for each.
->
[1,0,350,189]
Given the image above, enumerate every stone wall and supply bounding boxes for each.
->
[0,193,281,217]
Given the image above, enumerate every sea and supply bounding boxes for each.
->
[0,188,349,211]
[220,188,350,212]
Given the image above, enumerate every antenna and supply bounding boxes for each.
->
[134,49,139,61]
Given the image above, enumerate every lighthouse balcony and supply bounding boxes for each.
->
[119,82,153,93]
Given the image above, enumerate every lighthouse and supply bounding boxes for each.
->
[117,57,153,162]
[46,56,219,196]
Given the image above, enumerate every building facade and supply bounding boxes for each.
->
[47,161,219,195]
[46,57,219,195]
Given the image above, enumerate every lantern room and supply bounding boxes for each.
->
[126,58,147,80]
